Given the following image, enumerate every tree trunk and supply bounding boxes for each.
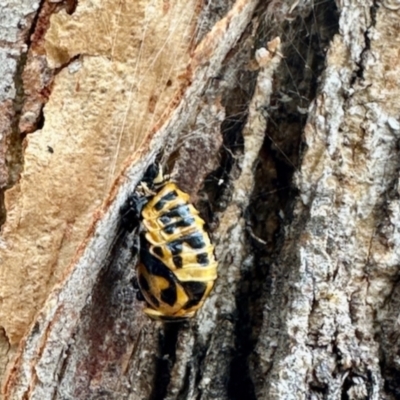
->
[1,0,400,399]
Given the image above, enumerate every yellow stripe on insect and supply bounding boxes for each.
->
[173,264,218,282]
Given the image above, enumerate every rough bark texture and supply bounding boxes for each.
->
[2,0,400,399]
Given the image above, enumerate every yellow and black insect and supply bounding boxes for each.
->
[129,164,218,321]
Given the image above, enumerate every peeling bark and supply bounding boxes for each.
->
[2,0,400,399]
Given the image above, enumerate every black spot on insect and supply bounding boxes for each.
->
[141,248,180,282]
[163,224,176,235]
[139,274,150,291]
[185,233,206,249]
[153,246,163,258]
[160,205,191,223]
[47,146,54,153]
[181,281,207,309]
[158,204,191,226]
[147,292,160,308]
[160,285,177,306]
[163,217,195,234]
[154,190,178,211]
[173,255,183,268]
[167,240,183,255]
[196,253,209,265]
[167,233,206,255]
[159,214,172,225]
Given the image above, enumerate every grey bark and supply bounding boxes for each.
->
[2,0,400,399]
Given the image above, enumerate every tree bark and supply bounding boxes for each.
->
[1,0,400,399]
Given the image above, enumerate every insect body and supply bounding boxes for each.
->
[134,167,218,320]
